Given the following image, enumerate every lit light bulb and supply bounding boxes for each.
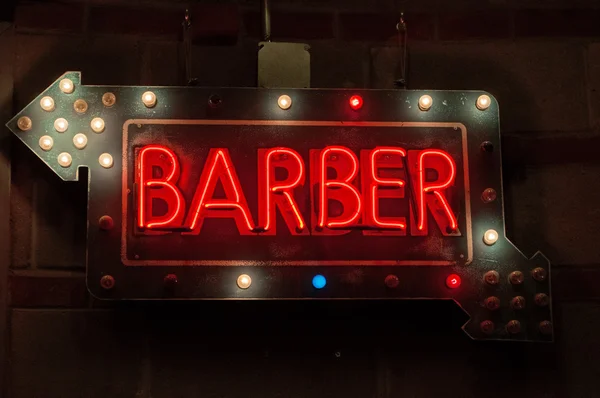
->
[277,95,292,110]
[40,96,55,112]
[418,95,432,111]
[91,117,105,133]
[476,95,491,111]
[237,274,252,289]
[39,135,53,151]
[142,91,157,108]
[73,133,88,149]
[59,78,74,94]
[73,99,88,114]
[57,152,72,167]
[483,229,499,245]
[446,273,462,289]
[54,118,68,133]
[99,153,113,168]
[349,95,363,110]
[17,116,32,131]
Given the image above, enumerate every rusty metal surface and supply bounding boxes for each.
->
[5,72,552,341]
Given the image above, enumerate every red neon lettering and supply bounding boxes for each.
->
[412,149,458,234]
[364,147,407,230]
[312,146,362,230]
[258,148,307,234]
[185,148,255,234]
[137,145,185,229]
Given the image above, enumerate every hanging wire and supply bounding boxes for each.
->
[182,9,197,86]
[395,13,408,88]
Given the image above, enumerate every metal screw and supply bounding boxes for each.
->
[511,296,526,310]
[481,188,497,203]
[481,141,494,153]
[100,275,115,290]
[532,267,547,282]
[484,270,500,285]
[539,320,553,335]
[509,271,524,285]
[534,293,549,307]
[506,320,521,334]
[385,274,400,289]
[99,215,114,231]
[480,320,495,335]
[484,296,500,311]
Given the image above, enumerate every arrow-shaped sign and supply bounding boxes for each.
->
[6,72,552,341]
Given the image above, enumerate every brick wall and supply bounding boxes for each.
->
[2,0,600,396]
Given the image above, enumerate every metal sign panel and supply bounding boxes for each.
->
[6,72,552,341]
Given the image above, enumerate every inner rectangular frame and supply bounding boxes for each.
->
[121,119,473,266]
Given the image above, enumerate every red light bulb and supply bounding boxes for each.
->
[446,274,461,289]
[349,95,363,110]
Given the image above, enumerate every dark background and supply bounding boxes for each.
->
[1,0,599,397]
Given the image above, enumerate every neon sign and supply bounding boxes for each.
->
[6,72,552,342]
[136,145,459,236]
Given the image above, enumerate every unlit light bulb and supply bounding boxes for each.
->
[483,229,499,246]
[39,135,53,151]
[99,153,114,169]
[17,116,32,131]
[40,96,55,112]
[73,133,87,149]
[237,274,252,289]
[142,91,157,108]
[58,152,72,168]
[59,78,74,94]
[54,118,68,133]
[418,95,432,111]
[477,95,491,110]
[91,117,105,133]
[278,95,292,110]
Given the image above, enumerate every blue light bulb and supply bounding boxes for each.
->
[312,274,327,289]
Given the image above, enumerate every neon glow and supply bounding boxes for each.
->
[368,147,407,229]
[137,145,185,229]
[318,146,362,229]
[134,145,461,237]
[417,149,458,231]
[262,148,306,232]
[186,149,255,233]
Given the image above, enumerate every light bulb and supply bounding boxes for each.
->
[40,96,55,112]
[39,135,53,151]
[483,229,499,245]
[237,274,252,289]
[73,133,88,149]
[477,95,491,110]
[57,152,72,167]
[102,92,116,107]
[277,95,292,110]
[91,117,105,133]
[142,91,157,108]
[349,95,363,110]
[99,153,114,168]
[17,116,32,131]
[73,99,88,114]
[54,118,68,133]
[59,78,74,94]
[418,95,432,111]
